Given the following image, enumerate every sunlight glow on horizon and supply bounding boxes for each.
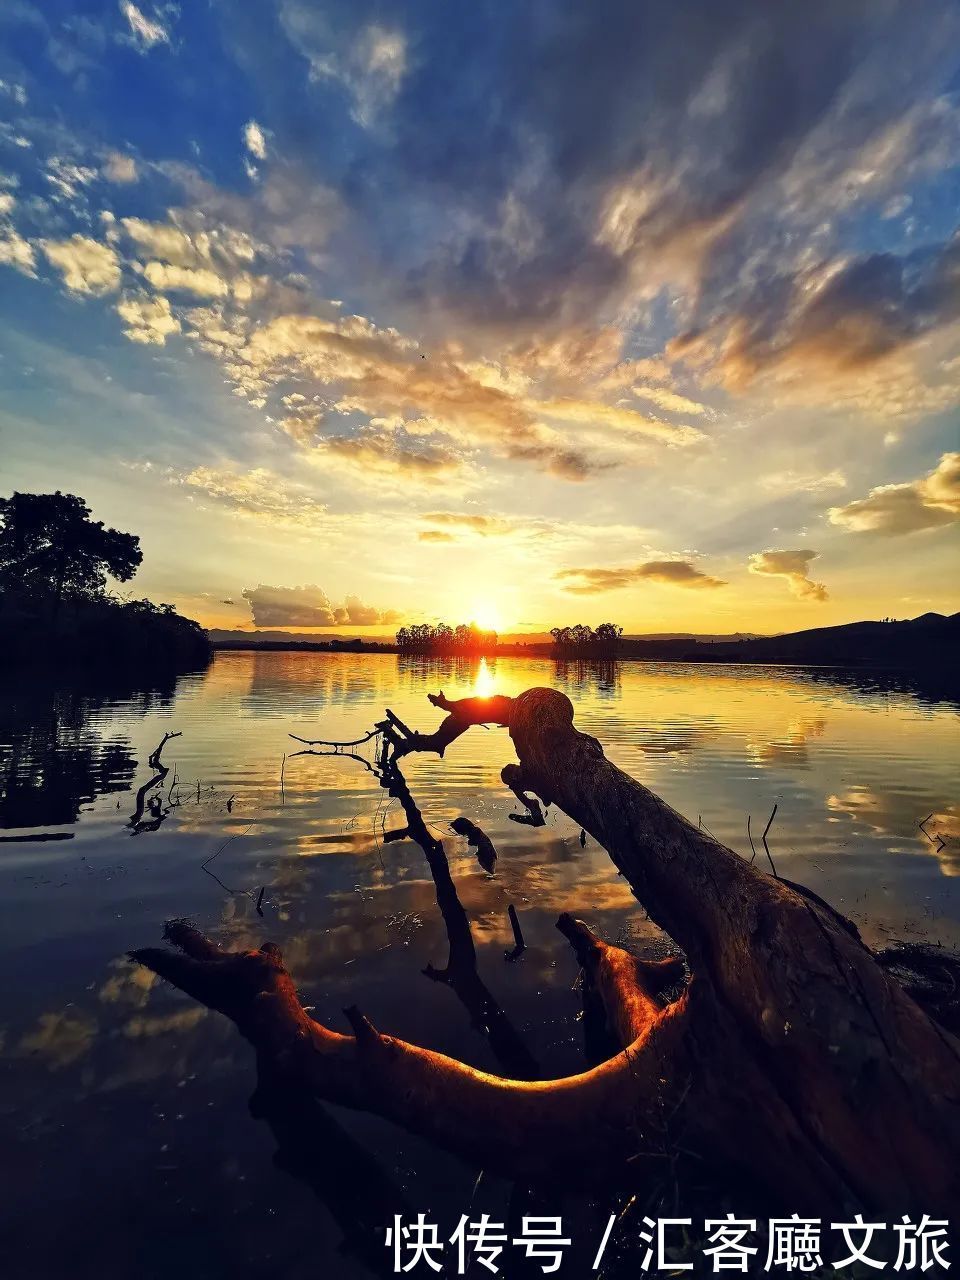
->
[470,603,504,634]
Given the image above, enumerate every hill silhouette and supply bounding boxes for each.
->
[625,611,959,668]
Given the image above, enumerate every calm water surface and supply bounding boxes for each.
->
[1,652,958,1278]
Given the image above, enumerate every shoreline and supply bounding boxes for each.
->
[210,640,949,673]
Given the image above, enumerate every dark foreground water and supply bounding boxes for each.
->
[1,652,958,1278]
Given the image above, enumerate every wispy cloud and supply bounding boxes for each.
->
[119,2,170,51]
[0,195,34,274]
[421,513,516,537]
[286,15,408,127]
[102,151,138,183]
[761,469,847,495]
[176,465,331,535]
[631,385,711,417]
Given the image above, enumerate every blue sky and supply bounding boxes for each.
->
[1,0,958,634]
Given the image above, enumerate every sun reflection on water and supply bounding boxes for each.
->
[472,657,496,698]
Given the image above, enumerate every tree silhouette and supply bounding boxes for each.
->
[550,622,622,657]
[0,491,142,620]
[395,621,498,653]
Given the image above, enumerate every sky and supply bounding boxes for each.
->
[0,0,958,637]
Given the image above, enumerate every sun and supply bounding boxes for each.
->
[471,602,503,633]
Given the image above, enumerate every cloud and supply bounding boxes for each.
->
[557,561,727,593]
[284,13,408,127]
[631,385,711,417]
[0,226,34,274]
[142,261,230,297]
[674,235,960,400]
[159,162,342,254]
[41,234,121,295]
[177,465,331,533]
[748,549,828,601]
[119,1,169,50]
[761,470,847,494]
[241,583,399,628]
[0,196,34,274]
[184,302,697,479]
[243,119,267,161]
[103,151,138,183]
[340,0,960,339]
[828,452,960,534]
[46,157,98,201]
[116,292,180,345]
[0,78,27,106]
[501,439,614,480]
[318,430,467,488]
[122,215,257,275]
[422,512,516,537]
[537,397,704,446]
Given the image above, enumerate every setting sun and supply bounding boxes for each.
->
[471,603,503,634]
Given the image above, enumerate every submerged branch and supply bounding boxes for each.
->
[130,918,692,1184]
[133,686,960,1215]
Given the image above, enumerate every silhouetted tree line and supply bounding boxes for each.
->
[0,491,210,672]
[549,623,623,657]
[396,622,499,654]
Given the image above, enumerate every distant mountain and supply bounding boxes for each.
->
[209,627,392,644]
[621,631,765,643]
[622,612,960,668]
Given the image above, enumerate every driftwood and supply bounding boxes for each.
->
[132,687,960,1216]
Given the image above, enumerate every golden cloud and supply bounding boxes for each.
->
[748,549,828,601]
[557,560,727,593]
[41,234,121,295]
[116,292,180,345]
[828,452,960,535]
[241,583,401,628]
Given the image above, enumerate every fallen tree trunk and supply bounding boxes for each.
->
[133,687,960,1215]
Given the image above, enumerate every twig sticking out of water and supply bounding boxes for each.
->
[201,821,254,871]
[746,804,779,877]
[129,731,183,834]
[505,904,526,963]
[697,815,718,841]
[761,804,779,878]
[919,812,947,853]
[289,727,382,750]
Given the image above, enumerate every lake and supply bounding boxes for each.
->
[1,651,958,1279]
